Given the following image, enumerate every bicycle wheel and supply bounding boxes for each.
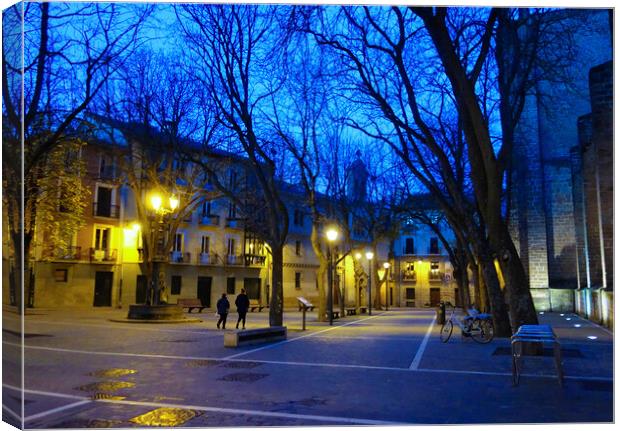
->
[471,319,494,344]
[440,320,453,343]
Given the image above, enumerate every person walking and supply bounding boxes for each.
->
[235,288,250,330]
[216,293,230,330]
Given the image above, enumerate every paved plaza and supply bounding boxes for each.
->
[2,307,614,428]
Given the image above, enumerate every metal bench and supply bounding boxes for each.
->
[325,310,340,319]
[177,298,205,313]
[346,308,357,316]
[511,324,563,386]
[224,326,287,347]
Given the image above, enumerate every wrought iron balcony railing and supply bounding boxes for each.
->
[197,252,218,265]
[43,246,81,261]
[199,214,220,226]
[92,203,120,218]
[89,248,117,263]
[170,251,191,263]
[402,270,417,282]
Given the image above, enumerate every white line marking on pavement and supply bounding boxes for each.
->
[8,385,399,426]
[24,400,92,423]
[2,403,22,422]
[409,315,436,370]
[222,312,388,360]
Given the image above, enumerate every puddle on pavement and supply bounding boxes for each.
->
[186,359,221,368]
[88,368,137,378]
[219,361,263,369]
[218,372,269,383]
[129,407,199,427]
[75,381,135,393]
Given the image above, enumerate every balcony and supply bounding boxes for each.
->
[92,203,120,218]
[244,254,266,267]
[89,248,117,263]
[170,251,191,263]
[402,270,417,282]
[225,254,243,266]
[137,248,144,261]
[429,271,444,283]
[199,214,220,226]
[197,252,218,265]
[42,246,81,261]
[225,218,242,228]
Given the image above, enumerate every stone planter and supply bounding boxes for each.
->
[127,304,184,320]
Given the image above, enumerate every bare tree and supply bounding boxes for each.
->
[177,4,290,326]
[2,2,152,308]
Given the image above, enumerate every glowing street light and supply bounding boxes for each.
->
[354,252,362,260]
[150,194,162,212]
[366,250,373,315]
[169,195,179,211]
[325,226,340,325]
[383,262,390,311]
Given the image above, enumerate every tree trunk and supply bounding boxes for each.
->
[478,248,512,337]
[269,244,284,327]
[316,262,327,322]
[495,224,539,330]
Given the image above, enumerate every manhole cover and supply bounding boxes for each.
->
[129,408,199,427]
[581,380,613,392]
[91,393,126,400]
[88,368,137,378]
[492,347,583,358]
[53,419,124,428]
[219,373,269,383]
[75,381,135,393]
[186,359,221,368]
[219,361,263,369]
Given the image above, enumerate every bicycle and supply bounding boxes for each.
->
[439,302,494,343]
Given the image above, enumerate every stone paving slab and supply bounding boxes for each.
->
[3,307,614,427]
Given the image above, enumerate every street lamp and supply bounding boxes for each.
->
[383,262,390,311]
[325,226,339,325]
[366,251,374,315]
[147,191,179,305]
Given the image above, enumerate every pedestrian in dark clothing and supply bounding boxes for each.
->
[235,288,250,329]
[216,293,230,329]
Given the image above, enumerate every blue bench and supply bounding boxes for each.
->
[511,324,563,386]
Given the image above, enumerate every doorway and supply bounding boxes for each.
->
[430,288,441,307]
[244,278,261,300]
[405,288,415,307]
[136,275,147,304]
[197,277,212,307]
[94,271,113,306]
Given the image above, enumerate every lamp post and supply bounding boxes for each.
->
[366,251,374,315]
[383,262,390,311]
[325,226,339,325]
[147,192,179,305]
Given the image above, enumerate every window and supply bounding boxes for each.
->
[295,272,301,289]
[200,236,210,254]
[173,233,184,252]
[94,227,111,250]
[228,170,237,190]
[99,155,114,179]
[227,201,237,219]
[95,185,114,217]
[404,237,414,255]
[295,240,301,256]
[293,209,303,226]
[431,261,440,273]
[54,269,68,282]
[227,238,236,256]
[201,200,212,217]
[171,275,182,295]
[227,277,236,294]
[430,237,439,254]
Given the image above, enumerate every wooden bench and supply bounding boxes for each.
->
[297,297,314,311]
[346,308,357,316]
[224,326,287,347]
[177,298,205,313]
[249,300,264,312]
[511,324,563,386]
[325,310,340,319]
[359,307,367,314]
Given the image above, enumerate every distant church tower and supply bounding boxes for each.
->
[346,150,368,202]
